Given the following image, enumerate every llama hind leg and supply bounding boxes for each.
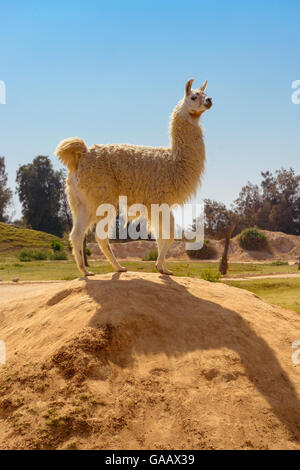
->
[95,236,127,272]
[154,213,175,275]
[70,207,94,277]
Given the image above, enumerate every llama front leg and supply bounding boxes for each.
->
[156,238,170,274]
[155,238,174,275]
[95,236,127,273]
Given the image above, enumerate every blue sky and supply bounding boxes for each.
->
[0,0,299,219]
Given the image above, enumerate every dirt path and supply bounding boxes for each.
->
[0,281,65,304]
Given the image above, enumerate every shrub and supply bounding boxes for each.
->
[19,250,32,261]
[186,239,218,260]
[19,249,48,261]
[49,238,68,260]
[86,247,92,257]
[33,250,48,260]
[51,239,64,251]
[238,227,268,251]
[200,269,221,282]
[142,248,158,261]
[50,250,68,260]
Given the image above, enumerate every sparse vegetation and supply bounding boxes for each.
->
[200,269,221,282]
[271,260,288,266]
[49,250,68,260]
[19,249,48,262]
[16,239,69,262]
[80,394,89,401]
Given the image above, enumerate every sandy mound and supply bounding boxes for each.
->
[0,273,300,450]
[89,231,300,262]
[221,230,300,262]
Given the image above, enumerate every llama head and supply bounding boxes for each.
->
[183,79,212,118]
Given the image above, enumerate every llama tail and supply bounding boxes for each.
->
[55,137,88,172]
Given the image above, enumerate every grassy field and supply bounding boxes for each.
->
[223,278,300,314]
[0,254,299,314]
[0,258,299,281]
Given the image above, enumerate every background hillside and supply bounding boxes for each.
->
[0,222,62,254]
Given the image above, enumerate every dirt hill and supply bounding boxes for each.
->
[217,230,300,262]
[89,230,300,262]
[0,272,300,450]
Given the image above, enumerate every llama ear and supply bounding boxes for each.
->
[185,79,194,96]
[199,80,208,92]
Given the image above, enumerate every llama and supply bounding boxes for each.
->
[55,79,212,276]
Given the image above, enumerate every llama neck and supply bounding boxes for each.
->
[169,104,206,203]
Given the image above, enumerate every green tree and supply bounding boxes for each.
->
[58,169,72,232]
[202,199,237,239]
[232,182,262,229]
[196,168,300,238]
[0,157,13,222]
[16,156,64,236]
[258,169,300,234]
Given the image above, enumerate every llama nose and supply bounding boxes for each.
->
[205,97,212,108]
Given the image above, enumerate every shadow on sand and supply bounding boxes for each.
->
[83,273,300,442]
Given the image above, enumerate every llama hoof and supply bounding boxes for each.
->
[155,264,173,275]
[162,269,174,275]
[155,263,164,274]
[118,267,127,272]
[85,271,95,276]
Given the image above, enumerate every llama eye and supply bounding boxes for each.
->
[191,96,197,101]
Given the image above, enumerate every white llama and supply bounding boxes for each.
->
[55,79,212,275]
